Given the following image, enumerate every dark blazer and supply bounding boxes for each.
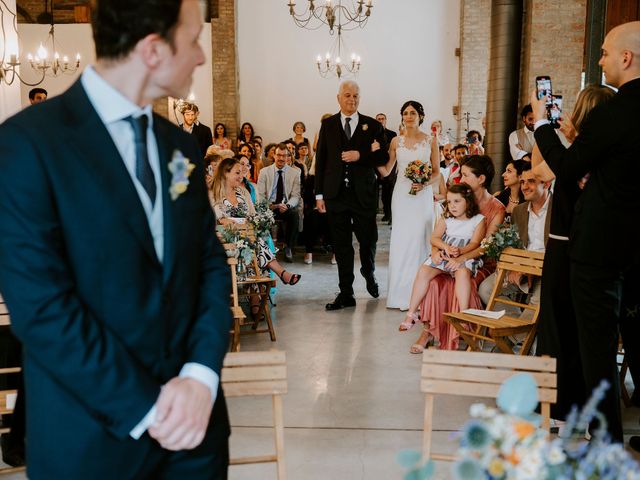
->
[182,121,213,158]
[534,78,640,267]
[0,79,231,478]
[511,193,552,248]
[315,112,388,210]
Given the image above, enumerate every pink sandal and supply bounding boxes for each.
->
[399,312,420,332]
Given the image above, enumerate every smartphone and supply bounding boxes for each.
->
[431,125,438,134]
[207,165,214,175]
[535,76,553,106]
[548,95,562,129]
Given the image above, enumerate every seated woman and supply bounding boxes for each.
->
[494,159,527,223]
[409,155,505,353]
[239,143,263,184]
[213,122,231,150]
[210,158,301,287]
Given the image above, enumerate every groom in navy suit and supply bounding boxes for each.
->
[0,1,231,478]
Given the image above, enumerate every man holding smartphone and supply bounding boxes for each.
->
[531,21,640,444]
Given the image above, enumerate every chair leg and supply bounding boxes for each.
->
[232,316,241,352]
[422,394,434,462]
[519,327,537,355]
[273,395,286,480]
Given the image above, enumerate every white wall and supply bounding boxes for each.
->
[237,0,461,145]
[15,23,214,128]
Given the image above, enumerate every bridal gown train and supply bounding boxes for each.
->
[386,136,434,310]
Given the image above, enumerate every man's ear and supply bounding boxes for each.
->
[136,33,170,69]
[621,49,633,69]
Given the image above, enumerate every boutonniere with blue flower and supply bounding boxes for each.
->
[168,150,195,200]
[362,124,368,131]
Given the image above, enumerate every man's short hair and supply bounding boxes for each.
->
[520,104,533,118]
[28,88,47,100]
[91,0,182,60]
[453,144,468,153]
[376,113,386,119]
[181,102,199,114]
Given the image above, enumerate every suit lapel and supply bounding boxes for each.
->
[155,119,176,284]
[61,80,159,266]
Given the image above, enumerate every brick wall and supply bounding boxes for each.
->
[519,0,587,121]
[457,0,491,142]
[17,0,89,24]
[211,0,238,146]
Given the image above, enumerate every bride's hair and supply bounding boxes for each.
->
[400,100,425,125]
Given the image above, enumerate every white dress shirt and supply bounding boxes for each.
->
[508,128,536,160]
[527,194,550,252]
[81,67,218,440]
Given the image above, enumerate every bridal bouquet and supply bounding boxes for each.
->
[248,200,275,240]
[480,223,522,260]
[404,160,432,196]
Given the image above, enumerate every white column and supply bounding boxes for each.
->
[0,0,22,123]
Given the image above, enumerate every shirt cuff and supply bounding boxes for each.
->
[534,119,550,130]
[315,194,324,200]
[128,363,219,440]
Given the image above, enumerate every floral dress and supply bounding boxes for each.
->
[215,189,275,270]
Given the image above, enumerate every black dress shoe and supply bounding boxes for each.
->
[325,294,356,311]
[360,268,379,298]
[630,436,640,453]
[284,247,293,263]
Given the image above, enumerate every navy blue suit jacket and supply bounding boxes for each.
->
[0,79,231,478]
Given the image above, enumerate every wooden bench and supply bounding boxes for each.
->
[222,350,287,479]
[421,348,556,462]
[444,248,544,355]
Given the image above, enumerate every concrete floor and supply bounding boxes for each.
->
[2,219,639,479]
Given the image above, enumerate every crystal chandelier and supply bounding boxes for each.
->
[316,30,360,79]
[288,0,373,34]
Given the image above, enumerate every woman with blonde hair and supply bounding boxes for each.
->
[531,84,615,421]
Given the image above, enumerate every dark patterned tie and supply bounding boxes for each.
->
[344,117,352,140]
[275,169,284,204]
[125,114,156,206]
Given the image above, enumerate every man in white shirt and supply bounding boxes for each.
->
[257,144,302,262]
[508,104,536,160]
[0,1,231,478]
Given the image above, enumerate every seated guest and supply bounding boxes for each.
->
[28,87,47,105]
[235,153,257,203]
[410,155,505,352]
[478,166,552,310]
[288,121,310,148]
[257,144,301,263]
[210,158,301,286]
[179,102,213,158]
[447,144,469,186]
[204,152,222,192]
[400,184,486,337]
[296,141,313,174]
[283,139,297,162]
[213,122,231,150]
[252,138,264,164]
[237,121,256,148]
[263,143,277,167]
[466,130,484,155]
[494,159,528,221]
[239,143,262,184]
[508,104,535,160]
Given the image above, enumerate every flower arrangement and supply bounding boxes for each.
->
[248,200,275,239]
[216,225,255,265]
[404,160,433,195]
[226,202,249,220]
[480,223,523,260]
[398,375,640,480]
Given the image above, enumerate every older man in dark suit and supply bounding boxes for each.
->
[315,81,389,310]
[0,1,231,478]
[532,21,640,443]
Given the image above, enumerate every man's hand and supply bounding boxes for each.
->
[341,150,360,163]
[530,89,548,124]
[316,199,326,213]
[148,377,212,451]
[277,203,289,213]
[371,140,380,152]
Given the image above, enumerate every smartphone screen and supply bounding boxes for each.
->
[549,95,562,129]
[536,76,553,106]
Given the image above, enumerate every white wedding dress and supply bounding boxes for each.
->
[386,136,435,310]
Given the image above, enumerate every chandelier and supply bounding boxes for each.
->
[288,0,373,34]
[0,1,43,86]
[316,30,360,79]
[26,23,81,79]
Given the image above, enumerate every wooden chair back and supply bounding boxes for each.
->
[222,350,287,479]
[444,248,545,355]
[421,348,556,462]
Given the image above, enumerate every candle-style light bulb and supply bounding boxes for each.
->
[37,44,47,60]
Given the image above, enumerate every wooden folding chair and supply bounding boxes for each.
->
[219,247,247,352]
[222,350,287,479]
[444,248,544,355]
[0,296,26,476]
[421,349,556,462]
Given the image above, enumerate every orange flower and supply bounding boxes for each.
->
[506,447,520,465]
[514,421,536,439]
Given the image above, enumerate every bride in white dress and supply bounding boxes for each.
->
[377,100,441,310]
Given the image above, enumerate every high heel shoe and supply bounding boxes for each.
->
[399,312,420,331]
[410,327,433,354]
[278,270,301,285]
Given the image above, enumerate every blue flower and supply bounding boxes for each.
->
[461,421,490,450]
[452,457,484,480]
